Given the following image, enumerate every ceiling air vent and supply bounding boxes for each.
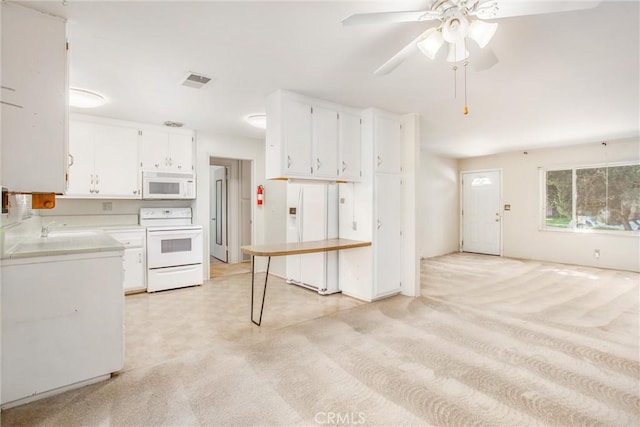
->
[180,72,212,89]
[164,121,184,128]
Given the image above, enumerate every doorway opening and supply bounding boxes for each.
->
[209,157,253,277]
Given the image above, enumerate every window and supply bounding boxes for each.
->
[544,164,640,233]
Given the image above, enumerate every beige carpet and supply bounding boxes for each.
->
[3,253,639,426]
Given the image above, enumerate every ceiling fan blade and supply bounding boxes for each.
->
[470,47,499,71]
[374,30,431,76]
[342,10,437,26]
[477,1,601,20]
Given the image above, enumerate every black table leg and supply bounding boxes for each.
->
[251,255,271,326]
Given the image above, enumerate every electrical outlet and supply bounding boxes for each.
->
[352,221,357,231]
[102,202,112,212]
[594,249,600,259]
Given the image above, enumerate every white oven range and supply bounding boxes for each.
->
[140,207,203,292]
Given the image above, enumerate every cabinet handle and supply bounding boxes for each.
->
[133,190,137,195]
[138,253,142,263]
[95,174,99,185]
[377,156,382,167]
[342,161,347,172]
[90,188,94,194]
[0,100,23,109]
[95,188,100,194]
[90,174,94,184]
[68,154,74,167]
[169,157,173,166]
[178,165,182,169]
[287,155,292,169]
[155,163,160,168]
[377,219,382,230]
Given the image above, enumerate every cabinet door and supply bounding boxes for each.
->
[374,115,402,174]
[94,124,140,197]
[67,121,96,196]
[312,106,338,178]
[140,130,169,170]
[374,174,402,297]
[168,133,193,172]
[283,99,313,176]
[338,111,362,181]
[122,247,146,292]
[1,4,67,193]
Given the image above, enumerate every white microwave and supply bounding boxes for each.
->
[142,172,196,200]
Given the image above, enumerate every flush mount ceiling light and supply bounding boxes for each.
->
[69,88,106,108]
[164,121,184,128]
[246,114,267,130]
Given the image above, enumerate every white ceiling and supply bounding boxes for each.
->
[24,0,639,158]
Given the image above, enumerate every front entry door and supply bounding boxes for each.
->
[462,170,501,256]
[211,166,227,262]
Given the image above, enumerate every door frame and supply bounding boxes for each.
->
[209,157,254,264]
[210,165,228,262]
[459,168,503,256]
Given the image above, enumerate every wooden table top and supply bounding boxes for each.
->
[241,238,371,257]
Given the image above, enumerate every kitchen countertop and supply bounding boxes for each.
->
[1,230,124,260]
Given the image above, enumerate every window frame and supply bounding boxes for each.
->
[540,161,640,236]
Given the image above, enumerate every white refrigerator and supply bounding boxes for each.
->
[286,181,339,294]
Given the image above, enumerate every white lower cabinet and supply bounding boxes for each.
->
[1,252,124,407]
[373,173,403,297]
[106,229,146,293]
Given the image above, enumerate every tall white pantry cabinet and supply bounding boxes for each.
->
[339,109,404,301]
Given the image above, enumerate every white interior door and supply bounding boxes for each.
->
[462,170,502,255]
[210,166,227,262]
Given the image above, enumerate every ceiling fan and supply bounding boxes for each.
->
[342,0,602,76]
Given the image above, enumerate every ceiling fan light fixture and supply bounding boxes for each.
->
[446,41,469,63]
[417,28,444,60]
[441,14,469,43]
[468,19,498,48]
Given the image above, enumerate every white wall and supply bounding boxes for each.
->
[194,131,287,278]
[419,151,460,258]
[459,138,640,272]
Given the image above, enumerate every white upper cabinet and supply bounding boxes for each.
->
[1,3,68,193]
[282,98,313,176]
[312,106,339,179]
[338,111,362,181]
[374,113,402,174]
[266,90,361,181]
[93,125,140,197]
[140,129,194,173]
[67,119,140,198]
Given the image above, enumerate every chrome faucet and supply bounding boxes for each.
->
[40,221,57,238]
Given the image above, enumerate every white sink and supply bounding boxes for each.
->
[44,230,99,238]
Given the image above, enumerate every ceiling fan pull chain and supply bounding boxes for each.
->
[453,64,458,99]
[463,60,469,115]
[463,38,469,115]
[452,42,458,99]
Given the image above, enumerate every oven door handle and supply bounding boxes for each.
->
[147,229,202,237]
